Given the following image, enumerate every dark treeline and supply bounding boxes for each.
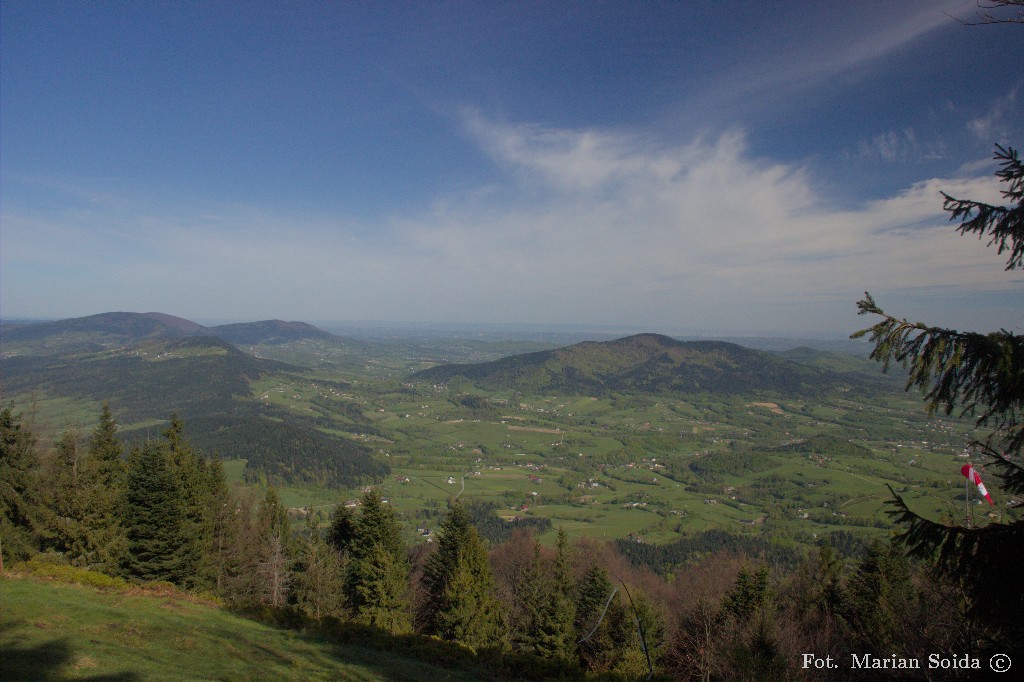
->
[761,434,874,458]
[466,500,553,544]
[0,337,388,489]
[182,411,388,489]
[0,337,269,424]
[614,529,807,575]
[1,401,1017,680]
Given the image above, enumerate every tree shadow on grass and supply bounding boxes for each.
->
[0,624,140,682]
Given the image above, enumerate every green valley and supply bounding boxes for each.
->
[1,316,996,556]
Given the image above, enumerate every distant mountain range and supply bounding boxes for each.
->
[1,311,343,354]
[0,313,385,489]
[412,333,864,397]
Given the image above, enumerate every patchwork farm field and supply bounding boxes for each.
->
[227,368,1001,549]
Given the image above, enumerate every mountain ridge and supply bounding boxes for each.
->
[412,332,855,397]
[0,311,346,354]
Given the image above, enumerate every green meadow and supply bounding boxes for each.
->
[0,572,482,682]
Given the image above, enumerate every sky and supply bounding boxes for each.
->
[2,1,1022,337]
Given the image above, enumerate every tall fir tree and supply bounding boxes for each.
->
[216,487,264,605]
[47,429,89,563]
[344,490,411,632]
[256,487,291,607]
[162,415,214,588]
[0,403,47,568]
[549,528,577,658]
[518,530,576,659]
[574,563,618,672]
[514,539,548,652]
[326,503,357,554]
[88,404,125,491]
[46,409,128,572]
[718,565,785,682]
[81,404,128,572]
[420,502,506,649]
[839,540,918,657]
[292,513,346,620]
[122,440,189,583]
[205,458,238,593]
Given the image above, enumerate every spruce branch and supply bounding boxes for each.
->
[853,294,1024,456]
[942,145,1024,270]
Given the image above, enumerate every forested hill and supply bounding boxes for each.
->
[412,332,854,397]
[0,311,349,355]
[206,319,339,345]
[0,335,386,488]
[0,312,204,353]
[0,336,287,423]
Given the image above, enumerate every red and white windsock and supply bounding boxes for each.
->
[961,464,994,505]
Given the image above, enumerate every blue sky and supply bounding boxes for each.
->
[2,1,1021,336]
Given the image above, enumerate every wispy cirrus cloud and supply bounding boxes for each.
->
[2,113,1017,333]
[968,85,1020,143]
[669,0,980,121]
[855,128,949,163]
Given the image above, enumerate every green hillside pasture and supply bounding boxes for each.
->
[0,575,481,682]
[1,394,105,441]
[380,466,565,512]
[0,392,173,442]
[250,376,323,417]
[277,484,344,512]
[221,458,248,485]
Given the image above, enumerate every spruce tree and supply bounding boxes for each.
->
[162,416,214,587]
[575,564,618,672]
[122,440,189,583]
[205,458,238,593]
[292,514,346,620]
[0,404,47,568]
[81,404,127,572]
[420,502,506,649]
[519,530,576,659]
[48,429,89,563]
[88,403,125,490]
[719,565,785,682]
[854,144,1024,649]
[47,410,128,572]
[420,502,473,632]
[256,487,292,608]
[840,540,917,656]
[721,564,769,621]
[216,487,264,605]
[550,528,577,657]
[515,540,549,652]
[344,490,411,632]
[326,504,357,553]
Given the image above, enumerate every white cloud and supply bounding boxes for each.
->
[855,128,950,163]
[968,85,1020,143]
[2,114,1019,334]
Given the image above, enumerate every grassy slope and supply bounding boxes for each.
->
[0,575,481,682]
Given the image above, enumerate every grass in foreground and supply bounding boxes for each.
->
[0,571,482,681]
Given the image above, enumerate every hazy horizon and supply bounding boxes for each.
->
[0,310,877,347]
